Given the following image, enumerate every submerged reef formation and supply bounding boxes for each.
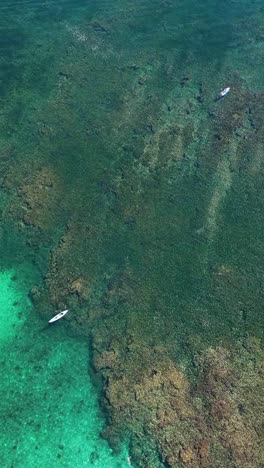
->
[94,342,204,467]
[93,338,264,467]
[1,0,264,466]
[18,166,62,230]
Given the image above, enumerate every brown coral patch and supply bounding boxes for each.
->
[179,447,196,465]
[93,342,207,467]
[18,166,63,230]
[69,277,91,300]
[93,339,264,468]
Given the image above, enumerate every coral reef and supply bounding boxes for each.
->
[19,166,62,230]
[2,162,63,235]
[92,338,264,468]
[196,341,264,468]
[1,1,264,466]
[94,342,201,467]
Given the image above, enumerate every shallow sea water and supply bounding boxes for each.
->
[0,0,263,467]
[0,269,130,466]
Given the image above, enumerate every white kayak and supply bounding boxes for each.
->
[49,309,69,323]
[219,86,230,97]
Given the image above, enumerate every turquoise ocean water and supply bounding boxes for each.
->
[0,0,263,467]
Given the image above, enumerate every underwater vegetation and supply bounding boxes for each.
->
[0,0,264,466]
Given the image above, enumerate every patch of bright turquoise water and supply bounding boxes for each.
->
[0,270,28,344]
[0,268,131,467]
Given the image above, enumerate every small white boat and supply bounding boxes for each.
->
[49,309,69,323]
[219,86,230,97]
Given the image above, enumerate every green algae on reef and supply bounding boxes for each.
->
[0,0,264,466]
